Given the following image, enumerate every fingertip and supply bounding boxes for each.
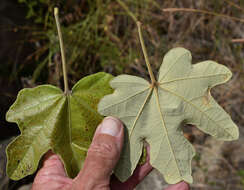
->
[101,117,122,137]
[104,116,123,126]
[43,150,55,160]
[35,151,67,179]
[96,116,123,136]
[42,150,62,167]
[166,181,190,190]
[135,143,152,181]
[110,145,153,190]
[94,116,124,151]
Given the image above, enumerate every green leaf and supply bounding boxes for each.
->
[238,170,244,178]
[98,47,239,184]
[6,72,113,180]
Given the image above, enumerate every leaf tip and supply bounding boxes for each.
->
[225,68,233,81]
[229,125,239,140]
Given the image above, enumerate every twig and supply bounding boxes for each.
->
[116,0,138,23]
[223,0,244,12]
[231,38,244,43]
[163,8,244,23]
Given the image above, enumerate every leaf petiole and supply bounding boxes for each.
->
[137,22,156,85]
[54,7,69,94]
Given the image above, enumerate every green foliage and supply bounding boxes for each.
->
[17,0,143,84]
[238,170,244,177]
[138,144,147,165]
[18,0,58,26]
[193,152,201,162]
[8,0,244,89]
[238,170,244,187]
[98,47,239,184]
[6,72,113,180]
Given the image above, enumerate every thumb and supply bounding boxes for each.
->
[73,117,124,189]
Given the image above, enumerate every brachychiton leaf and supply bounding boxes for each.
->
[6,72,113,180]
[98,48,239,184]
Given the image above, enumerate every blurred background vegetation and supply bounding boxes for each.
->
[0,0,243,189]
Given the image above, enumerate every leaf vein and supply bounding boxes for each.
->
[129,88,153,137]
[99,87,150,111]
[159,86,233,137]
[160,73,228,85]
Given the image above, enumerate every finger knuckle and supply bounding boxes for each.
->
[88,142,117,160]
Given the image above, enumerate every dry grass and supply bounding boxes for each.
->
[1,0,244,189]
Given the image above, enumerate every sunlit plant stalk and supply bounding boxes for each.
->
[137,21,156,86]
[54,7,69,94]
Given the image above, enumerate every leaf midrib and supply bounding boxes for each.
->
[68,92,103,152]
[123,84,183,179]
[154,87,182,179]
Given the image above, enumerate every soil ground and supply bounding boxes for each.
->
[0,0,243,189]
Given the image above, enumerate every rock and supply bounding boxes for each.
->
[136,169,167,190]
[18,184,32,190]
[0,138,12,190]
[191,134,244,190]
[222,137,244,170]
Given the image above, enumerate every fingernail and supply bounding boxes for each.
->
[100,117,121,137]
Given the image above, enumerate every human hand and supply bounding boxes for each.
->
[32,116,190,190]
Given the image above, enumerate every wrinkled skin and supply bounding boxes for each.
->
[32,117,190,190]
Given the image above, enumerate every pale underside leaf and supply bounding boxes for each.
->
[98,47,239,184]
[6,72,113,180]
